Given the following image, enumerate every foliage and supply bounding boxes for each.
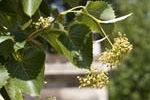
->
[0,0,130,99]
[108,0,150,100]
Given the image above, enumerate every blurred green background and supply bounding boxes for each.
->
[108,0,150,100]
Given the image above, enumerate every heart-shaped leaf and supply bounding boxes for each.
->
[6,48,45,96]
[57,23,93,68]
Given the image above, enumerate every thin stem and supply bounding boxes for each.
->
[68,6,84,11]
[30,39,43,47]
[98,24,113,47]
[61,11,82,14]
[27,25,51,41]
[27,28,44,40]
[94,37,107,44]
[84,12,113,47]
[60,6,84,15]
[29,6,82,40]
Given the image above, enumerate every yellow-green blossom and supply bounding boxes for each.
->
[77,67,109,89]
[33,16,51,28]
[47,96,56,100]
[99,33,132,67]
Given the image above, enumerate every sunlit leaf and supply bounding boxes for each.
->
[86,1,116,20]
[22,0,42,17]
[0,36,13,43]
[14,41,26,52]
[100,13,132,23]
[0,64,9,89]
[5,79,23,100]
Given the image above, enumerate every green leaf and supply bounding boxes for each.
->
[22,0,42,17]
[0,36,14,55]
[57,23,93,68]
[6,48,45,96]
[11,66,44,97]
[42,24,93,68]
[76,1,115,35]
[0,64,9,89]
[20,19,32,30]
[0,36,13,43]
[63,0,79,7]
[14,41,26,52]
[0,12,8,27]
[100,13,132,23]
[39,0,51,16]
[41,28,65,54]
[75,1,116,35]
[0,11,18,29]
[77,13,99,32]
[86,1,116,20]
[5,79,23,100]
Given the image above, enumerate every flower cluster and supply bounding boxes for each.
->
[99,33,133,67]
[33,16,51,28]
[77,67,109,89]
[47,96,56,100]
